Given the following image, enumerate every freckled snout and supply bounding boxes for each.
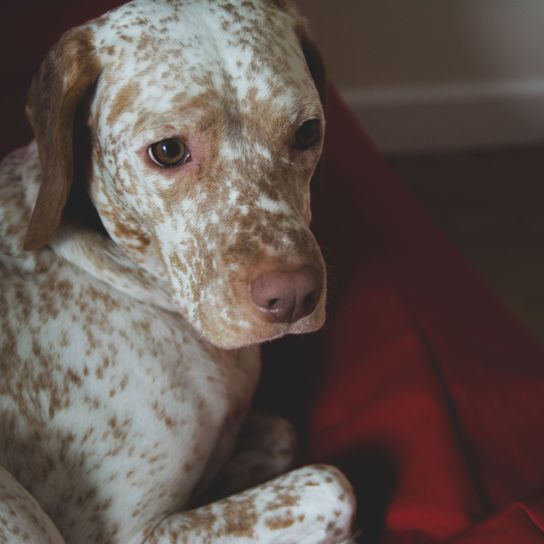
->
[249,266,322,324]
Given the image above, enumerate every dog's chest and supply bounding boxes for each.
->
[0,218,260,540]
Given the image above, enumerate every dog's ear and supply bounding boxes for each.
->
[23,28,100,251]
[299,31,327,111]
[297,27,327,192]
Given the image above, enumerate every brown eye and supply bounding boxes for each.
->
[148,138,190,167]
[293,119,321,150]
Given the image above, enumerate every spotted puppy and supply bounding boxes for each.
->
[0,1,357,542]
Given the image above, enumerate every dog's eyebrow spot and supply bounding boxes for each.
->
[107,81,141,127]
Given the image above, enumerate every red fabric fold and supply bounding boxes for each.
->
[447,501,544,543]
[297,90,544,543]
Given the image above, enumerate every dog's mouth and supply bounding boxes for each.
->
[159,267,326,350]
[198,303,327,350]
[189,269,327,350]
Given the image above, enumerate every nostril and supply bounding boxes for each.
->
[249,266,322,324]
[302,291,317,314]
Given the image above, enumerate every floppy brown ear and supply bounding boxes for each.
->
[23,27,100,250]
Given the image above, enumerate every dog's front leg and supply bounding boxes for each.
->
[205,412,299,502]
[0,464,65,544]
[135,465,357,544]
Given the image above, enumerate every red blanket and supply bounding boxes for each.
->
[3,4,544,542]
[285,90,544,543]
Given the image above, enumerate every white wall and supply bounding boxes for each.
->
[297,0,544,153]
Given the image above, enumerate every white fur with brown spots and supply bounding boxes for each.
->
[0,1,357,542]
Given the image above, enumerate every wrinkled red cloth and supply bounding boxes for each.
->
[299,90,544,543]
[2,4,544,543]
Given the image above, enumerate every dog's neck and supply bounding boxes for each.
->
[51,225,179,313]
[22,142,179,313]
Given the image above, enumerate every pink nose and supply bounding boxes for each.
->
[249,266,322,324]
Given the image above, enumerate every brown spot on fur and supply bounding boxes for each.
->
[112,218,151,251]
[151,401,177,429]
[107,82,141,127]
[265,492,299,511]
[221,496,258,538]
[265,512,295,530]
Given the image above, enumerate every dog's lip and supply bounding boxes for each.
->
[206,307,326,350]
[288,307,326,335]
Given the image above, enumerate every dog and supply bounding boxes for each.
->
[0,1,357,542]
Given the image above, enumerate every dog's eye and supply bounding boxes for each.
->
[148,138,190,167]
[293,119,321,150]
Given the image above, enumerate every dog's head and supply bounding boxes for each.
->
[24,0,326,350]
